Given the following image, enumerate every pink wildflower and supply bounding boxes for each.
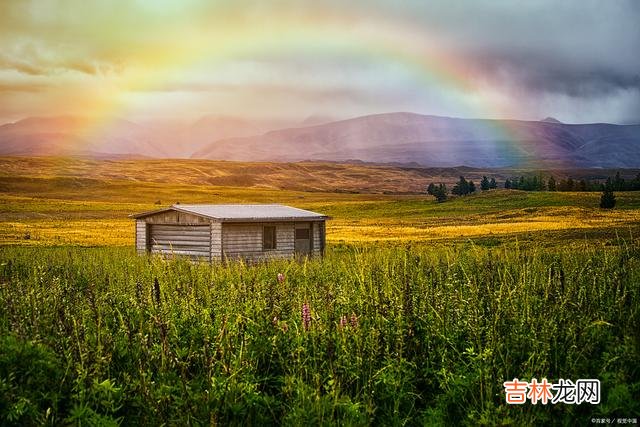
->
[302,302,311,331]
[350,313,358,328]
[277,273,285,283]
[339,315,348,329]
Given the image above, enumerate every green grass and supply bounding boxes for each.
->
[1,243,639,425]
[2,159,640,424]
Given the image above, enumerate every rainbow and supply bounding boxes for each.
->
[66,6,556,166]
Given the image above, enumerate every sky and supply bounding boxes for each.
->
[1,0,639,125]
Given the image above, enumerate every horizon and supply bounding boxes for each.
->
[2,111,639,129]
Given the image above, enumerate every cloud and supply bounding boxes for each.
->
[0,0,638,123]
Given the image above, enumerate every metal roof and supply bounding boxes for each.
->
[130,204,329,221]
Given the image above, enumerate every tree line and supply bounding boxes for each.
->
[425,172,637,208]
[505,172,640,192]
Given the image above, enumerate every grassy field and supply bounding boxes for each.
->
[1,157,640,425]
[1,187,640,247]
[2,156,640,247]
[1,243,639,425]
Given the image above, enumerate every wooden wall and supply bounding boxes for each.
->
[135,220,147,255]
[222,222,295,262]
[148,224,211,260]
[143,210,210,225]
[211,222,222,261]
[312,221,322,257]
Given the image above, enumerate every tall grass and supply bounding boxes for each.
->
[0,243,638,425]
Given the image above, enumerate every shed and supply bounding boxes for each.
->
[130,204,329,262]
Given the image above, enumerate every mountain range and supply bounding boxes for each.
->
[1,112,639,168]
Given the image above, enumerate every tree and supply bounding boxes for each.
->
[578,179,587,192]
[480,176,490,191]
[489,177,497,189]
[505,179,512,189]
[566,178,574,191]
[452,176,470,196]
[547,176,556,191]
[613,171,625,191]
[600,185,616,209]
[432,183,448,203]
[427,183,436,195]
[468,180,476,193]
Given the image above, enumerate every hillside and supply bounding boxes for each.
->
[193,112,640,168]
[2,113,639,168]
[1,157,636,196]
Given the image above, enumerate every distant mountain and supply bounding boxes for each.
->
[541,117,563,124]
[193,112,640,168]
[0,116,166,157]
[0,115,291,158]
[2,112,639,167]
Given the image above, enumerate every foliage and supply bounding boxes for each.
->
[600,179,616,209]
[427,183,448,203]
[507,172,640,193]
[0,243,639,425]
[451,176,475,196]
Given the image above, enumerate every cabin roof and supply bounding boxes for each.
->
[130,204,329,222]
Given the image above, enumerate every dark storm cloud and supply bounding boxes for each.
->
[370,0,640,122]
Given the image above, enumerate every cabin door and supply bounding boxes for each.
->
[294,223,312,255]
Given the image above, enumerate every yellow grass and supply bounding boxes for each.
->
[1,157,639,247]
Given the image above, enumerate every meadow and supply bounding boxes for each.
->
[1,157,640,425]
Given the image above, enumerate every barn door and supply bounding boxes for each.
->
[294,223,311,255]
[149,224,211,260]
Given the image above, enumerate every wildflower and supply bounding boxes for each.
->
[302,302,311,331]
[339,315,347,329]
[277,273,285,283]
[281,322,289,333]
[272,316,279,326]
[350,313,358,328]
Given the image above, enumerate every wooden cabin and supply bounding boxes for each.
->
[130,204,328,262]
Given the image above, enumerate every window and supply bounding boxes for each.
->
[263,225,276,250]
[295,228,310,240]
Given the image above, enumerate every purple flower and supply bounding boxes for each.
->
[339,315,347,329]
[350,313,358,328]
[302,302,311,331]
[277,273,285,283]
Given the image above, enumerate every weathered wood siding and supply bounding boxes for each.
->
[210,221,222,261]
[312,221,322,256]
[148,224,211,260]
[318,221,326,255]
[135,220,147,255]
[143,210,210,225]
[222,222,295,261]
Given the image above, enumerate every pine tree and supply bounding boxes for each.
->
[489,178,497,189]
[600,179,616,209]
[452,176,470,196]
[432,183,448,202]
[613,172,624,191]
[480,176,490,191]
[427,183,435,195]
[468,180,476,193]
[547,176,557,191]
[505,179,512,189]
[566,178,574,191]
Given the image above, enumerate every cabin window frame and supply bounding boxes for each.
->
[263,225,277,250]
